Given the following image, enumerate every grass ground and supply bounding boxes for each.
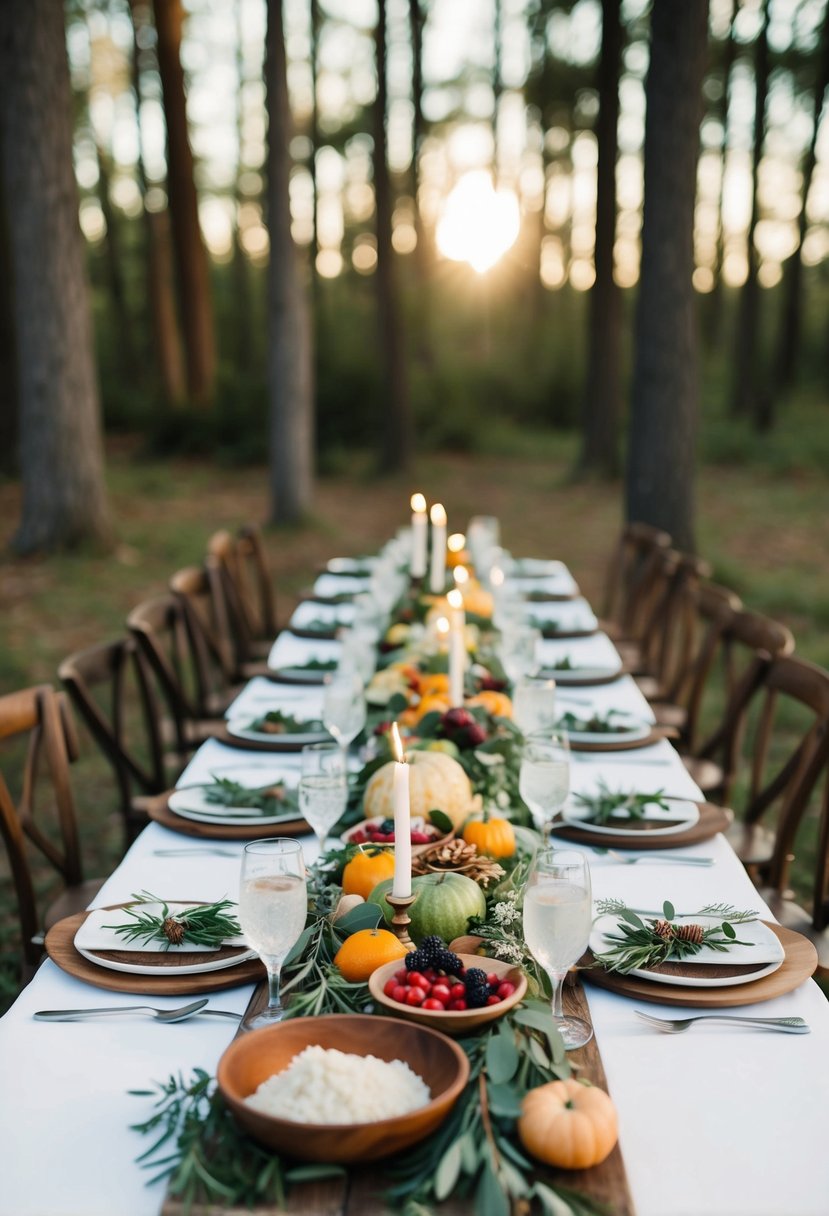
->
[0,434,827,1009]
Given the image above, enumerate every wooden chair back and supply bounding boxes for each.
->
[207,524,278,664]
[680,582,743,750]
[644,551,712,701]
[126,594,205,752]
[0,686,84,973]
[58,637,169,845]
[169,563,239,690]
[602,521,672,634]
[740,656,829,903]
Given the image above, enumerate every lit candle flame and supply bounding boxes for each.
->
[390,721,405,763]
[435,616,450,637]
[410,492,426,513]
[447,532,466,553]
[490,566,505,588]
[453,565,469,587]
[447,588,463,610]
[430,503,447,527]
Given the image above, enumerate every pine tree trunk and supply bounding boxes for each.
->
[706,0,738,344]
[232,2,253,370]
[0,0,112,552]
[265,0,314,522]
[0,168,17,475]
[492,0,502,183]
[731,0,770,424]
[774,9,829,391]
[129,0,186,406]
[409,0,429,280]
[153,0,216,406]
[626,0,709,554]
[578,0,623,479]
[375,0,413,471]
[94,138,138,380]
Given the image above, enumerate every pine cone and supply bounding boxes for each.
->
[674,922,704,944]
[412,839,505,887]
[652,919,674,940]
[162,916,186,946]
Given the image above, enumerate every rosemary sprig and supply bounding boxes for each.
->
[557,709,631,734]
[104,892,241,950]
[203,775,297,815]
[249,709,325,734]
[296,657,337,671]
[593,899,758,974]
[546,655,574,670]
[573,780,670,825]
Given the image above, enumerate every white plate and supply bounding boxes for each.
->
[270,665,336,684]
[510,559,568,577]
[590,914,785,988]
[556,710,652,745]
[327,557,377,575]
[561,797,700,837]
[540,665,622,684]
[168,768,301,827]
[75,904,256,977]
[226,717,331,748]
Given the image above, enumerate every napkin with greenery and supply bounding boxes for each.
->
[592,899,759,974]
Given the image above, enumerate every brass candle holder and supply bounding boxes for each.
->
[385,892,418,950]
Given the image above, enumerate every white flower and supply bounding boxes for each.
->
[493,940,524,964]
[492,899,521,926]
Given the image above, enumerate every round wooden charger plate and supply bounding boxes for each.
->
[539,627,597,640]
[539,669,627,687]
[148,791,310,841]
[45,906,265,995]
[550,802,732,849]
[582,922,817,1008]
[568,726,673,753]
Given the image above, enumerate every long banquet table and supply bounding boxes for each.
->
[2,556,829,1216]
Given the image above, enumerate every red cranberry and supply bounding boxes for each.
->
[431,984,452,1005]
[486,995,502,1006]
[486,973,500,989]
[449,983,466,1001]
[383,978,398,998]
[422,998,444,1011]
[497,981,516,999]
[405,987,426,1006]
[448,998,467,1011]
[406,971,429,990]
[391,985,408,1003]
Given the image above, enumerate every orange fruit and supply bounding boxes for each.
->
[415,692,451,721]
[419,673,450,699]
[467,690,513,719]
[342,848,396,900]
[334,928,408,981]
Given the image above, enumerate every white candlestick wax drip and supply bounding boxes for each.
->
[410,493,428,578]
[447,588,466,707]
[429,503,447,593]
[390,722,412,899]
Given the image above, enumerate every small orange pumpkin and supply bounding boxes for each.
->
[467,690,513,719]
[518,1079,618,1170]
[341,848,397,900]
[414,692,452,722]
[418,673,450,699]
[462,813,516,859]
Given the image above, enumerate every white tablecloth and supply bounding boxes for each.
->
[2,562,828,1216]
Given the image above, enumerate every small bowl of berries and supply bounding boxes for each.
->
[342,815,454,856]
[368,936,527,1035]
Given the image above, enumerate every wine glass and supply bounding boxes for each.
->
[523,848,593,1050]
[239,838,307,1029]
[519,731,570,836]
[299,742,348,856]
[499,622,541,684]
[512,677,557,736]
[323,669,367,758]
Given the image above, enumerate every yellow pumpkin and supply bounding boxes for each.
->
[463,814,516,859]
[462,586,494,619]
[364,750,474,830]
[414,692,452,722]
[341,849,396,900]
[467,690,513,719]
[418,673,450,699]
[518,1079,618,1170]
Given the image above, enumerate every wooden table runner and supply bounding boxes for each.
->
[162,983,635,1216]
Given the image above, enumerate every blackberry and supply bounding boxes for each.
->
[464,967,490,1008]
[434,948,462,977]
[404,948,429,972]
[418,936,446,964]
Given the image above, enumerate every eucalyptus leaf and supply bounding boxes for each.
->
[722,921,736,939]
[499,1157,531,1198]
[386,692,409,715]
[476,1161,511,1216]
[619,908,646,929]
[434,1139,463,1201]
[336,903,383,934]
[528,1035,551,1071]
[663,900,675,921]
[459,1130,479,1174]
[283,923,316,966]
[486,1025,520,1084]
[486,1082,524,1118]
[284,1164,346,1183]
[428,808,454,834]
[534,1181,577,1216]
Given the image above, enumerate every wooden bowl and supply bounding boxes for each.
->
[341,816,455,857]
[369,953,527,1036]
[216,1013,469,1163]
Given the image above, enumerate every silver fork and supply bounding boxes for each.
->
[34,999,213,1023]
[635,1009,810,1035]
[597,849,713,867]
[152,848,241,858]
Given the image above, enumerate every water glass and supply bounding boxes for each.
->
[239,839,307,1029]
[299,742,348,854]
[518,730,570,836]
[323,669,367,753]
[512,677,557,735]
[523,848,593,1049]
[499,622,541,684]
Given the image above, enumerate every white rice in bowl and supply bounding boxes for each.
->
[244,1045,431,1124]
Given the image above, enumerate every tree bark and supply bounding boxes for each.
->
[578,0,623,479]
[93,138,138,380]
[375,0,413,471]
[153,0,216,406]
[232,0,253,369]
[706,0,739,344]
[774,7,829,391]
[265,0,314,522]
[492,0,503,183]
[730,0,770,425]
[129,0,186,406]
[0,166,17,475]
[409,0,429,280]
[0,0,112,552]
[626,0,709,554]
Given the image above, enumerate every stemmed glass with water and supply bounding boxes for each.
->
[238,838,307,1029]
[299,742,348,857]
[322,668,367,759]
[523,848,593,1050]
[519,731,570,836]
[512,677,557,736]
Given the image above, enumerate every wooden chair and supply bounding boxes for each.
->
[207,524,278,669]
[683,607,795,803]
[600,521,672,645]
[0,685,103,983]
[126,593,232,756]
[58,637,175,849]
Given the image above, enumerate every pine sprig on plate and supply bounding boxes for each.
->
[573,780,670,825]
[557,709,631,734]
[104,893,241,949]
[593,899,758,974]
[204,776,298,815]
[249,710,325,734]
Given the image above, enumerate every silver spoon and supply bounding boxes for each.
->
[152,848,241,858]
[635,1009,810,1035]
[34,998,211,1023]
